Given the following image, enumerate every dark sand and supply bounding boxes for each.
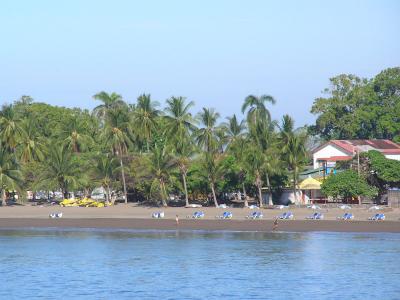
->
[0,218,399,233]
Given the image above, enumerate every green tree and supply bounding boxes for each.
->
[0,147,22,206]
[164,97,197,206]
[133,94,160,151]
[195,108,220,153]
[0,104,22,151]
[101,107,133,203]
[93,155,118,204]
[93,91,126,120]
[321,170,377,202]
[310,68,400,141]
[37,144,82,198]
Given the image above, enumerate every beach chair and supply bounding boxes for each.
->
[248,205,259,210]
[152,211,165,219]
[338,204,352,210]
[217,211,233,219]
[369,213,385,221]
[279,212,293,220]
[306,212,323,220]
[192,211,205,219]
[338,212,354,220]
[218,204,227,208]
[247,211,263,219]
[49,212,63,218]
[307,205,321,210]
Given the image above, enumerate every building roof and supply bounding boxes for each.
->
[317,156,353,162]
[312,139,400,155]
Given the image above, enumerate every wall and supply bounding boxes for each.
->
[313,144,350,169]
[384,154,400,161]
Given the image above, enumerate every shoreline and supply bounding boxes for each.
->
[0,218,399,233]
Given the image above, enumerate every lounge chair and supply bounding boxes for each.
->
[248,205,259,209]
[152,211,165,219]
[307,205,321,210]
[218,204,227,208]
[337,212,354,220]
[368,205,381,211]
[369,213,385,221]
[217,211,233,219]
[338,204,352,210]
[278,212,294,220]
[49,212,63,218]
[306,212,323,220]
[192,211,205,219]
[247,211,263,219]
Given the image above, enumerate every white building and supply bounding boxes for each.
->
[312,139,400,169]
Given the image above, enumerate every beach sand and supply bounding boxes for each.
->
[0,205,399,232]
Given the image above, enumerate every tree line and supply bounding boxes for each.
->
[0,66,398,206]
[0,93,308,207]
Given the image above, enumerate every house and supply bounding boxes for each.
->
[312,139,400,170]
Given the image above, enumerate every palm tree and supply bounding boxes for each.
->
[137,140,177,207]
[18,118,44,163]
[38,144,82,198]
[244,145,265,208]
[195,108,220,153]
[283,134,307,204]
[93,155,118,204]
[202,153,223,207]
[164,97,197,206]
[101,108,133,204]
[263,147,282,206]
[0,104,22,152]
[241,94,276,128]
[0,146,22,206]
[133,94,160,151]
[223,114,246,149]
[58,115,93,153]
[93,92,126,120]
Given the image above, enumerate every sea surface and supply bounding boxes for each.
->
[0,229,399,300]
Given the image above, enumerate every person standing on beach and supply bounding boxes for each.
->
[175,214,179,227]
[272,217,279,231]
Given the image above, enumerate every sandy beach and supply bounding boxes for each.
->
[0,205,399,232]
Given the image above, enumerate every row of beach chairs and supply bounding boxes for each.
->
[151,211,386,221]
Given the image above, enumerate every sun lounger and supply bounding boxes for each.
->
[247,211,263,219]
[306,212,323,220]
[49,212,63,218]
[152,211,165,219]
[337,212,354,220]
[218,204,227,208]
[338,205,351,210]
[369,213,385,221]
[278,212,293,220]
[217,211,233,219]
[368,206,381,211]
[307,205,321,210]
[192,211,205,219]
[248,205,259,209]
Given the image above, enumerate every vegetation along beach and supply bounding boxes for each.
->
[1,67,400,233]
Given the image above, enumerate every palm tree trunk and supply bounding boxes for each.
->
[256,174,263,208]
[266,173,273,206]
[119,151,127,204]
[293,171,298,204]
[182,172,189,207]
[104,184,110,205]
[1,190,7,206]
[210,182,219,207]
[160,180,168,207]
[242,182,248,207]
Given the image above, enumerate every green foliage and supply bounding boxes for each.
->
[310,67,400,141]
[321,170,377,200]
[362,150,400,184]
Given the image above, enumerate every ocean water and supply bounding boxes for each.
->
[0,229,399,300]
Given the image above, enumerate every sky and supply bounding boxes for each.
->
[0,0,399,126]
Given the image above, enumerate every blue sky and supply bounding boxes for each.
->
[1,0,399,126]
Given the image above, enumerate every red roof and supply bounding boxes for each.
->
[313,139,400,155]
[317,156,353,162]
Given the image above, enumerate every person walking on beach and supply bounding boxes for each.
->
[175,214,179,227]
[272,217,279,231]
